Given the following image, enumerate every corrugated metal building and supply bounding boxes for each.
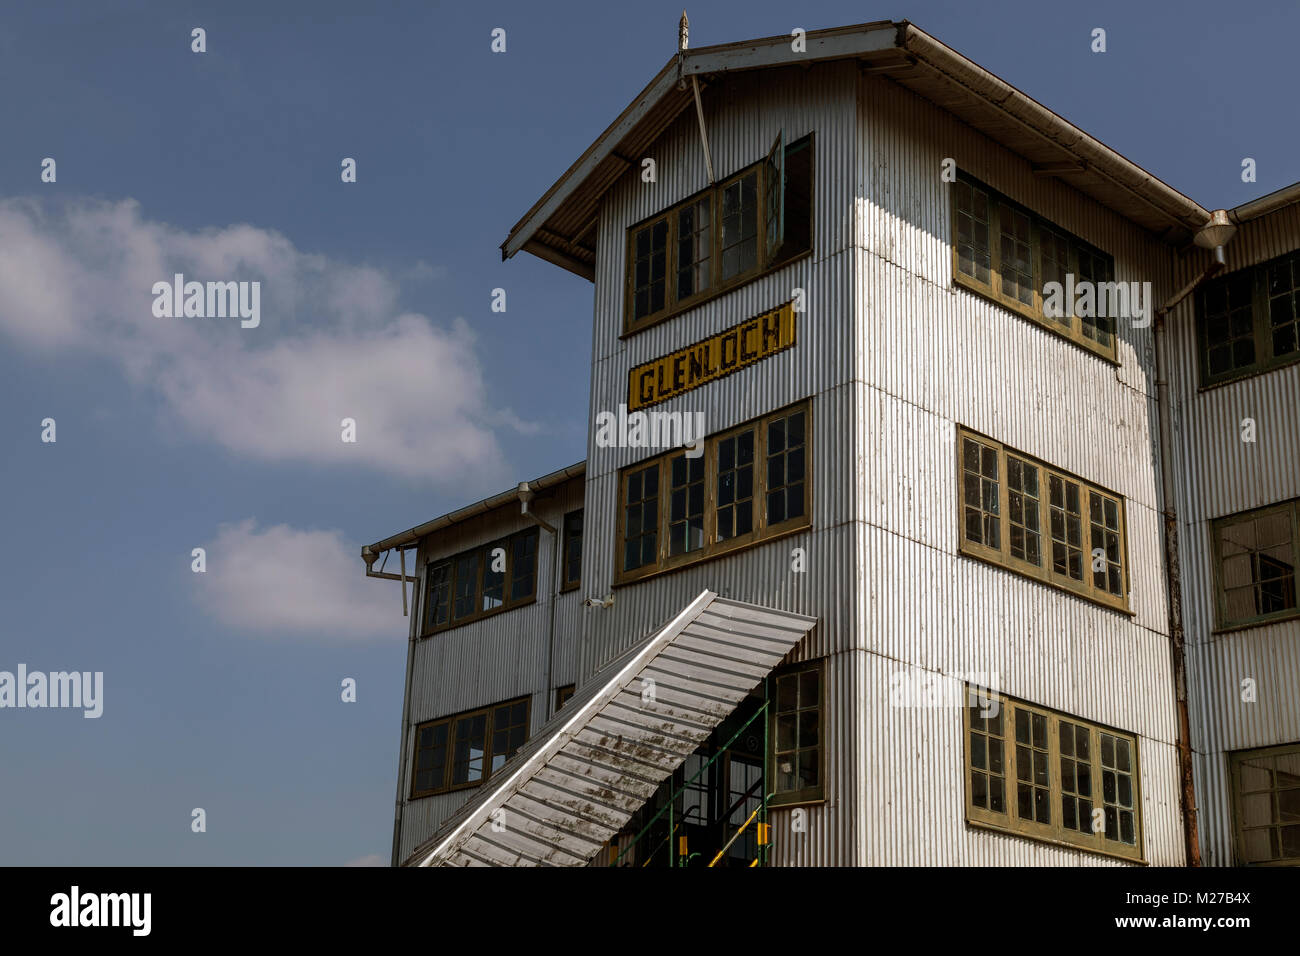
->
[364,20,1299,867]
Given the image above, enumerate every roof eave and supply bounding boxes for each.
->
[502,21,1214,272]
[362,461,586,558]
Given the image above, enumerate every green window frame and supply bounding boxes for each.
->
[964,688,1143,861]
[1211,498,1299,631]
[410,696,531,798]
[615,400,811,584]
[421,527,540,636]
[951,173,1118,361]
[1230,743,1300,865]
[624,134,814,334]
[768,658,825,807]
[957,426,1130,612]
[1197,250,1300,387]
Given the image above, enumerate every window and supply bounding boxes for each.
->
[1230,744,1300,865]
[411,695,531,797]
[1212,499,1299,630]
[616,401,811,583]
[676,196,712,301]
[720,170,759,281]
[561,510,583,591]
[555,685,575,711]
[1197,250,1300,387]
[964,689,1143,861]
[624,134,813,333]
[667,452,706,557]
[957,427,1129,611]
[769,659,824,807]
[630,216,668,324]
[421,527,540,636]
[622,464,659,574]
[952,173,1118,360]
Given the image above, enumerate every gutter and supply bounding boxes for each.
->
[1229,180,1300,224]
[895,23,1208,236]
[362,462,585,558]
[1151,210,1236,867]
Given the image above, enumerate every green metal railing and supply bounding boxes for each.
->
[613,676,771,867]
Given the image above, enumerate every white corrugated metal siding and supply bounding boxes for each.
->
[851,71,1184,864]
[394,475,586,863]
[1163,200,1300,865]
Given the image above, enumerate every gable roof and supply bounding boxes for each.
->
[501,20,1213,280]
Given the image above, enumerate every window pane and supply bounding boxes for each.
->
[451,713,487,785]
[1076,247,1115,348]
[999,207,1033,306]
[490,699,529,773]
[676,197,712,300]
[961,437,1000,549]
[777,136,813,262]
[623,465,660,571]
[1200,270,1257,377]
[1059,721,1093,833]
[631,219,668,321]
[1219,510,1297,623]
[717,430,756,541]
[1099,732,1137,845]
[1049,476,1084,581]
[765,411,807,526]
[563,510,583,587]
[452,553,478,620]
[772,664,821,798]
[668,453,705,556]
[1089,492,1124,596]
[721,172,758,280]
[1040,227,1072,327]
[413,721,449,794]
[482,542,506,611]
[1007,457,1042,565]
[1267,252,1300,359]
[426,562,451,629]
[510,528,538,601]
[969,696,1007,814]
[1015,708,1050,826]
[955,180,991,284]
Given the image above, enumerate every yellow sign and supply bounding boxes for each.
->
[627,302,796,411]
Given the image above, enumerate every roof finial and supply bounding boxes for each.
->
[679,10,689,51]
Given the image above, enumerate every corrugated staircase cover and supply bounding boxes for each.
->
[405,589,818,866]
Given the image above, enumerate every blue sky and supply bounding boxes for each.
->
[0,0,1293,865]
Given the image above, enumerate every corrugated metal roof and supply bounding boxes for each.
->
[403,590,818,866]
[362,461,585,557]
[502,20,1215,279]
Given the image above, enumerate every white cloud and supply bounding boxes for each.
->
[195,519,399,638]
[343,853,388,867]
[0,197,524,484]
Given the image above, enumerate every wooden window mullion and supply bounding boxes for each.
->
[989,197,1003,303]
[995,442,1011,567]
